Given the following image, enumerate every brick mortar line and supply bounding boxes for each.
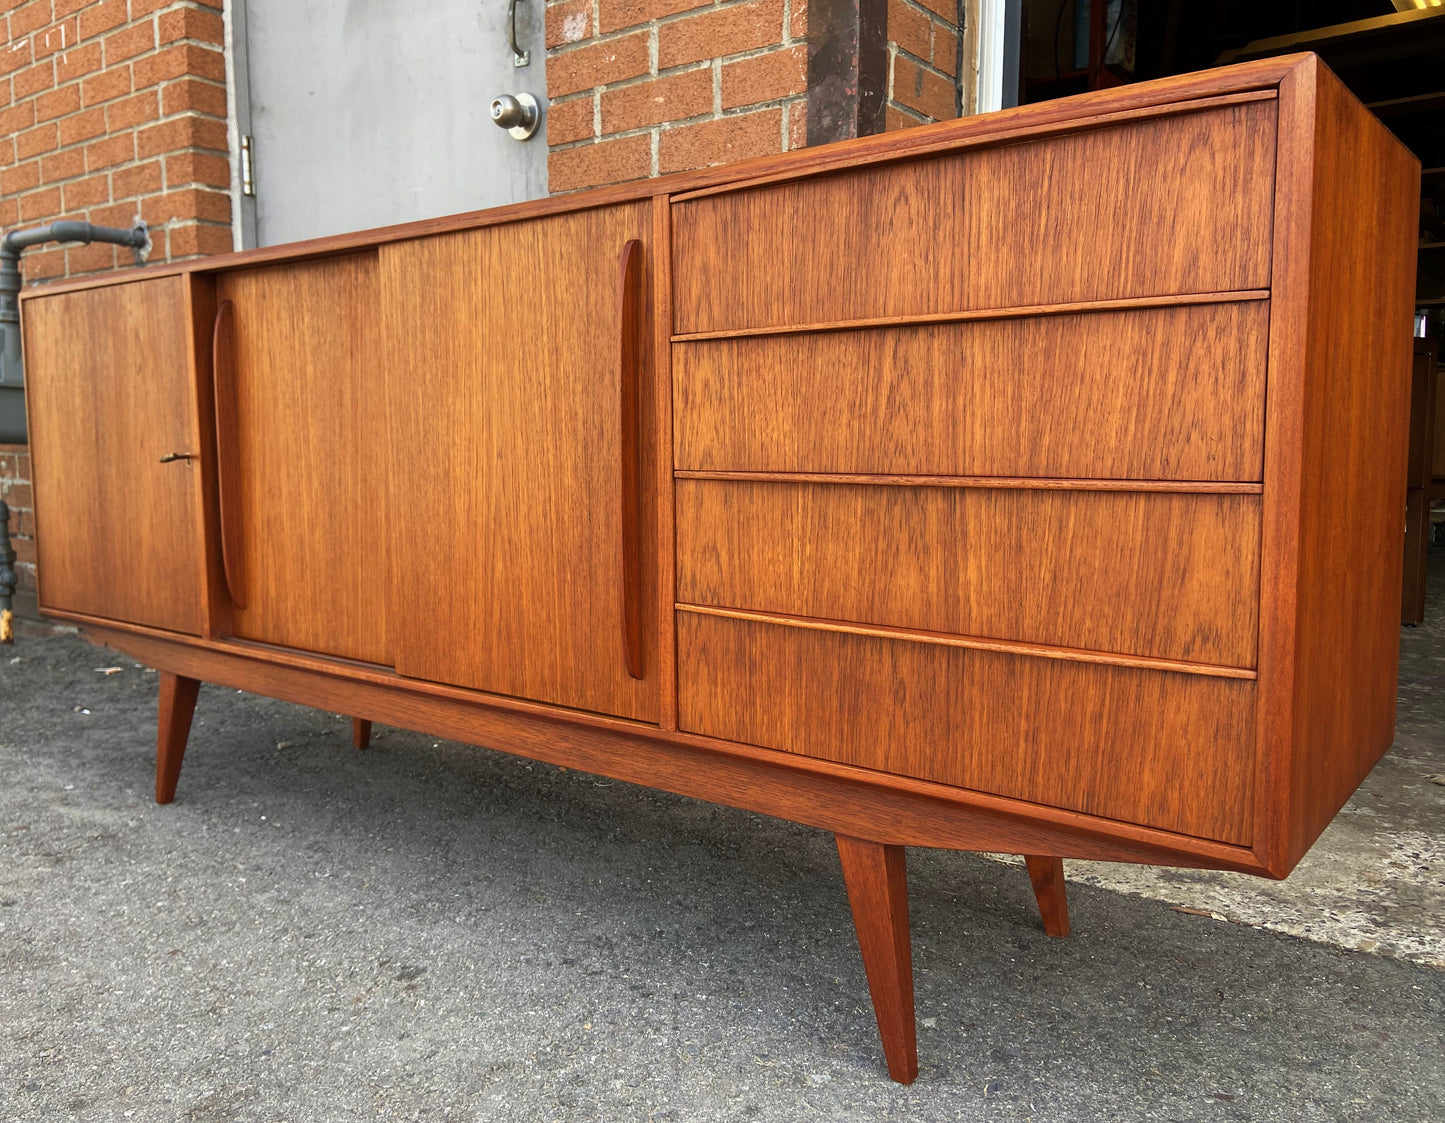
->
[886,98,930,123]
[897,0,961,29]
[891,42,961,84]
[548,40,806,141]
[548,0,797,59]
[16,182,231,210]
[2,58,226,111]
[888,46,964,119]
[21,112,232,151]
[583,43,797,100]
[550,93,803,152]
[11,29,223,60]
[6,126,234,192]
[589,58,711,96]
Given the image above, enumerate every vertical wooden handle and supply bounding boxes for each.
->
[211,299,246,611]
[618,239,644,680]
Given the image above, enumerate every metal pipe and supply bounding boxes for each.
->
[0,220,149,444]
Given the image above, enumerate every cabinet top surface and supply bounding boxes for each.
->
[16,52,1387,303]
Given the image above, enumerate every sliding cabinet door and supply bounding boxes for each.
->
[382,203,658,721]
[212,254,389,664]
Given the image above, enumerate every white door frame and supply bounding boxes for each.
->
[975,0,1023,114]
[223,0,257,251]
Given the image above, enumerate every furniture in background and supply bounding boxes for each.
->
[19,54,1418,1083]
[1405,336,1439,624]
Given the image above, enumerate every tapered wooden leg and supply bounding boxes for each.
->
[352,718,372,750]
[1024,855,1071,938]
[836,834,917,1084]
[155,672,200,805]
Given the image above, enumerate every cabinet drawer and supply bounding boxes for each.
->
[677,613,1256,845]
[673,301,1267,480]
[672,99,1276,334]
[676,481,1260,669]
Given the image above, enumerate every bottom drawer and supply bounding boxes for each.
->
[677,611,1256,845]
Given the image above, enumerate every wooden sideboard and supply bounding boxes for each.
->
[19,55,1418,1084]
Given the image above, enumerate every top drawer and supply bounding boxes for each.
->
[672,98,1277,335]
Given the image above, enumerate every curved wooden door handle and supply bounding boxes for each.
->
[618,239,644,680]
[211,298,246,610]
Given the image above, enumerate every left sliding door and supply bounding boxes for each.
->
[212,253,389,665]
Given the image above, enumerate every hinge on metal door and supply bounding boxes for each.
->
[240,135,256,197]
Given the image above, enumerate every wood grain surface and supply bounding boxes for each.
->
[212,254,388,664]
[676,480,1260,667]
[183,276,229,639]
[84,618,1271,872]
[673,100,1277,333]
[652,195,679,730]
[155,670,199,804]
[618,238,646,680]
[675,472,1263,494]
[1023,855,1071,938]
[836,836,917,1083]
[673,302,1268,480]
[677,612,1256,844]
[352,717,372,750]
[210,298,245,610]
[1258,60,1420,871]
[23,276,206,633]
[380,203,660,721]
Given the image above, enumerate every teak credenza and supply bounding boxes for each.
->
[20,55,1418,1083]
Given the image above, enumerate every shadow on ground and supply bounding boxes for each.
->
[1,634,1442,1122]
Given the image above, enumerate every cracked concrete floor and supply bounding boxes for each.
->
[0,559,1441,1122]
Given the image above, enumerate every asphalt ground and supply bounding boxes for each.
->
[1,631,1442,1123]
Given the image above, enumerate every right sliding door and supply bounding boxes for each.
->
[381,203,660,722]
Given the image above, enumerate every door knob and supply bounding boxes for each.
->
[491,93,540,140]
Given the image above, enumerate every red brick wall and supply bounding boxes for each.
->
[0,0,232,612]
[0,0,231,282]
[885,0,962,129]
[544,0,970,193]
[545,0,812,192]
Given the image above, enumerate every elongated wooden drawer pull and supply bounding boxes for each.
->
[211,298,246,611]
[618,238,644,680]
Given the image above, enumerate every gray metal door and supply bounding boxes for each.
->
[233,0,547,247]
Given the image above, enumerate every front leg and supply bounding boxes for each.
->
[836,834,917,1084]
[352,718,372,750]
[155,672,200,804]
[1023,855,1071,937]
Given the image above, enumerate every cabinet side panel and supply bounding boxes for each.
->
[23,277,206,634]
[1284,65,1419,867]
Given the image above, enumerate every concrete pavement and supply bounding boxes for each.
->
[1,574,1442,1121]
